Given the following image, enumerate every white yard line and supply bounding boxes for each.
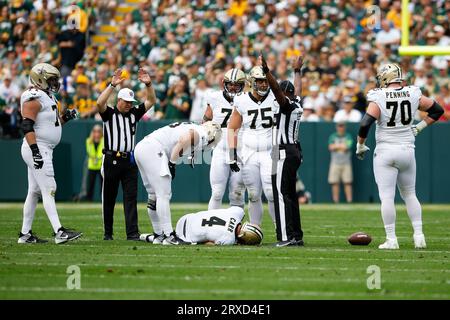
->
[0,261,448,273]
[6,251,450,264]
[8,272,447,285]
[0,286,447,299]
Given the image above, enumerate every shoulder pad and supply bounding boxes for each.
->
[366,89,382,102]
[21,88,43,103]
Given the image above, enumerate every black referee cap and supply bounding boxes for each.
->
[279,80,294,94]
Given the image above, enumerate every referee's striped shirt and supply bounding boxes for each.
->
[273,96,303,145]
[99,103,146,152]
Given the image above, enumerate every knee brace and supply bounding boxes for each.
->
[147,195,156,211]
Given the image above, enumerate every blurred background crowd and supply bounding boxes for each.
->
[0,0,449,138]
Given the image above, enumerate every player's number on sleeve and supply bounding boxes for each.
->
[248,107,273,129]
[386,100,412,127]
[201,216,226,227]
[51,105,59,127]
[220,108,232,128]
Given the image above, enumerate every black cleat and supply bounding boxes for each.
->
[127,233,141,241]
[18,230,48,244]
[162,232,190,245]
[275,238,303,247]
[54,227,82,244]
[103,234,114,241]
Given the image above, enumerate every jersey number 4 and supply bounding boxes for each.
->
[386,100,412,127]
[201,216,226,227]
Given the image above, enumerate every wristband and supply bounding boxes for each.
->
[262,66,269,74]
[109,82,116,88]
[30,143,39,153]
[415,120,428,131]
[294,68,302,74]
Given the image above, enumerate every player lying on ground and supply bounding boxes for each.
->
[19,63,82,244]
[142,206,263,245]
[203,68,246,211]
[134,121,222,245]
[356,63,444,250]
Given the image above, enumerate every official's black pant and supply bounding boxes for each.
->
[102,152,139,238]
[272,143,303,242]
[86,169,102,201]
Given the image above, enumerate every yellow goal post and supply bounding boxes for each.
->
[399,0,450,56]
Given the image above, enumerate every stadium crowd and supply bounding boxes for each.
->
[0,0,449,138]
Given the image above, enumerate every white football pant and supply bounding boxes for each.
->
[208,148,245,210]
[241,150,275,226]
[373,146,423,240]
[134,137,174,236]
[21,142,62,234]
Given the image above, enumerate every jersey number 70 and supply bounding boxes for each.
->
[386,100,412,127]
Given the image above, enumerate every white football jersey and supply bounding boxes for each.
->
[207,90,234,150]
[149,122,208,157]
[20,88,62,148]
[234,91,277,151]
[367,85,422,147]
[178,207,244,245]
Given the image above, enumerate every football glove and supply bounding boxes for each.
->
[411,120,427,137]
[168,160,176,180]
[355,143,370,160]
[229,161,240,172]
[61,109,79,123]
[30,144,44,169]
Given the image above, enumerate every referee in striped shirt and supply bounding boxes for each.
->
[96,68,156,240]
[260,54,304,247]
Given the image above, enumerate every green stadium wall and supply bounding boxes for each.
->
[1,121,449,203]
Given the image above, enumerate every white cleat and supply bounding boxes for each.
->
[378,238,399,250]
[413,234,427,249]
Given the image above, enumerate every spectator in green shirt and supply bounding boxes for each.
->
[328,122,353,203]
[164,79,190,120]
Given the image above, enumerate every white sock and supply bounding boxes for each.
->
[412,221,423,236]
[22,191,39,234]
[267,200,276,225]
[208,196,222,210]
[384,223,396,240]
[248,198,263,225]
[403,195,423,235]
[147,208,162,235]
[157,197,173,236]
[41,192,62,233]
[381,199,396,239]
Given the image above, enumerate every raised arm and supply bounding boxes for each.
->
[138,68,157,111]
[96,68,125,113]
[259,53,288,108]
[293,54,304,97]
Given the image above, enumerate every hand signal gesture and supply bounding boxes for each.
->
[111,68,126,87]
[138,68,152,86]
[294,53,305,70]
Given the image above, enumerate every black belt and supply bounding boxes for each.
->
[103,150,131,159]
[279,143,300,149]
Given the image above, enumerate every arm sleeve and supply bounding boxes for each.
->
[132,103,147,121]
[358,113,377,138]
[99,106,114,122]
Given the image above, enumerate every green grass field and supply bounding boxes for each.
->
[0,203,448,300]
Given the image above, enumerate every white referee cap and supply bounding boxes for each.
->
[117,88,137,102]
